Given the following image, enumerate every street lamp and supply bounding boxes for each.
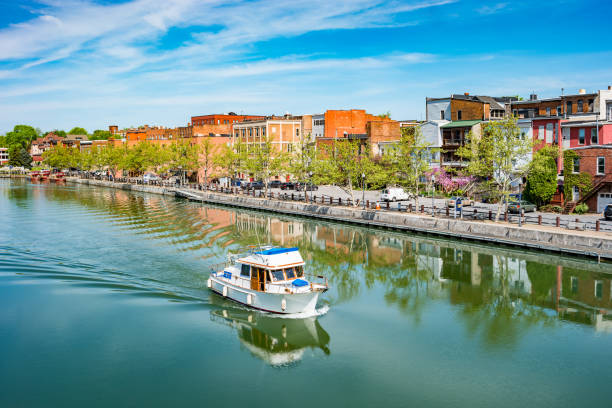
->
[308,171,313,203]
[431,174,436,217]
[518,178,523,227]
[361,173,366,209]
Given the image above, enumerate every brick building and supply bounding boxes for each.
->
[312,109,401,157]
[30,132,64,163]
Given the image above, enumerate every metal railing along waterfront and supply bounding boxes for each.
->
[74,176,611,233]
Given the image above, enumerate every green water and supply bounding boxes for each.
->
[1,179,612,407]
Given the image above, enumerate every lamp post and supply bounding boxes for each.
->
[518,178,523,227]
[308,171,313,203]
[362,172,366,209]
[431,174,436,217]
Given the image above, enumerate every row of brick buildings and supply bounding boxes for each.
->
[421,86,612,212]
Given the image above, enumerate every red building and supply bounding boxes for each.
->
[191,113,265,126]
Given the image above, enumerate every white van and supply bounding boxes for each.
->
[381,187,409,202]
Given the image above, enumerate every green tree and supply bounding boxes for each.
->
[312,139,374,205]
[8,145,33,168]
[288,132,316,184]
[244,136,289,196]
[213,141,244,185]
[524,146,558,207]
[391,127,434,205]
[201,138,218,186]
[0,135,6,147]
[68,127,88,136]
[42,145,78,169]
[457,116,533,221]
[90,130,112,140]
[5,125,39,149]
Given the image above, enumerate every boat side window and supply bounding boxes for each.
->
[240,263,250,278]
[295,266,304,278]
[285,267,296,279]
[271,269,285,281]
[266,270,272,283]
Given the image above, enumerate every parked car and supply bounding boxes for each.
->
[381,187,409,202]
[143,173,160,183]
[280,182,295,190]
[268,180,282,189]
[243,180,265,190]
[295,182,318,191]
[605,204,612,220]
[231,178,245,187]
[507,200,537,213]
[446,197,473,207]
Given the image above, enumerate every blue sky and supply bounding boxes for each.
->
[1,0,611,133]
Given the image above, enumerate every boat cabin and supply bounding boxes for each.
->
[229,247,306,292]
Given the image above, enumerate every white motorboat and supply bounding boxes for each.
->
[208,246,329,314]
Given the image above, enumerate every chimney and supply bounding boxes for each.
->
[464,92,469,96]
[578,89,586,95]
[530,93,538,101]
[608,85,611,90]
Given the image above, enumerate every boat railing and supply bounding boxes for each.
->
[304,274,329,289]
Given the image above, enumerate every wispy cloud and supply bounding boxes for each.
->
[477,2,508,15]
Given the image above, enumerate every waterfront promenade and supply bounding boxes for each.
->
[67,177,612,261]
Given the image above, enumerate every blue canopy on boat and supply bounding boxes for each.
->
[256,247,299,255]
[292,279,308,287]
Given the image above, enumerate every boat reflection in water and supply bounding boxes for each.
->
[209,295,330,366]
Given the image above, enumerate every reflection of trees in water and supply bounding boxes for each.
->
[22,181,611,338]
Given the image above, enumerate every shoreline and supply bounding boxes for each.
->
[66,177,612,262]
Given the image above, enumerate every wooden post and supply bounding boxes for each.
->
[538,215,542,225]
[596,220,600,231]
[575,218,579,230]
[409,203,412,212]
[446,207,449,217]
[556,217,560,227]
[339,197,342,205]
[386,201,390,209]
[420,205,424,213]
[488,210,492,221]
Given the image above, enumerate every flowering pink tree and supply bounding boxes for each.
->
[426,168,474,194]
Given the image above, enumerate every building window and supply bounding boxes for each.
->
[591,128,598,144]
[598,157,605,175]
[546,107,551,116]
[457,110,462,120]
[262,127,266,137]
[571,276,578,294]
[595,280,603,299]
[538,126,545,140]
[573,157,580,173]
[440,110,445,120]
[557,105,562,116]
[578,128,585,144]
[588,99,594,112]
[255,128,259,137]
[577,100,583,112]
[566,101,573,115]
[546,123,553,143]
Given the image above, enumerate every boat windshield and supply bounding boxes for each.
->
[285,267,296,279]
[271,269,285,281]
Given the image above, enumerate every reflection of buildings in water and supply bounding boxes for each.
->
[559,269,612,332]
[209,297,330,366]
[234,213,304,246]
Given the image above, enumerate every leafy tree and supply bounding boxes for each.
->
[42,145,77,169]
[213,141,244,185]
[200,138,218,185]
[312,139,373,205]
[524,146,558,207]
[244,136,288,196]
[98,145,125,178]
[390,127,434,205]
[8,145,33,168]
[457,116,532,221]
[5,125,39,149]
[68,127,88,135]
[288,132,316,183]
[0,135,6,147]
[377,111,391,119]
[90,130,112,140]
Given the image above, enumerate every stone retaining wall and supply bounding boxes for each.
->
[67,178,612,260]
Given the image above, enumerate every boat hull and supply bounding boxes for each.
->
[209,276,320,314]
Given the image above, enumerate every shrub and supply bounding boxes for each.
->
[573,203,589,214]
[540,204,563,213]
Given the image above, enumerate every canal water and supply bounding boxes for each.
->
[1,179,612,407]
